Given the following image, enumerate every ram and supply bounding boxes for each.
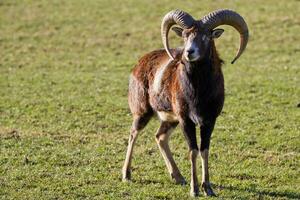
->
[122,9,249,197]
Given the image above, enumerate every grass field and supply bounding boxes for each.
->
[0,0,299,199]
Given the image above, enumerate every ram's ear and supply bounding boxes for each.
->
[172,27,184,37]
[211,28,224,39]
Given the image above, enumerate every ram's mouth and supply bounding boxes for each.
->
[184,52,200,62]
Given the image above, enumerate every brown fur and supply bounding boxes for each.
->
[129,44,224,121]
[124,27,225,197]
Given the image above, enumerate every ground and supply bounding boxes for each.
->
[0,0,299,199]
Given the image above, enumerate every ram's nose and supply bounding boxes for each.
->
[185,48,200,62]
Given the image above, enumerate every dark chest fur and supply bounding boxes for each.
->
[179,58,224,124]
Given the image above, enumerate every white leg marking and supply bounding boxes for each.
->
[200,149,209,183]
[157,111,178,122]
[190,149,199,197]
[200,149,216,196]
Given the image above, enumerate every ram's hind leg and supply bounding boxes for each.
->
[155,121,186,185]
[122,112,152,181]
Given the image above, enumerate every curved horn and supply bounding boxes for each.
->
[200,9,249,64]
[161,9,195,60]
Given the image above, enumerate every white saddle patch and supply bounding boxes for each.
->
[157,111,178,122]
[153,59,172,93]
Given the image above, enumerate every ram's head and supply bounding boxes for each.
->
[161,9,249,64]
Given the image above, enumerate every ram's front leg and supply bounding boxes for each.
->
[200,119,216,196]
[180,118,199,197]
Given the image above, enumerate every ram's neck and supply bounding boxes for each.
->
[180,57,215,97]
[178,43,223,123]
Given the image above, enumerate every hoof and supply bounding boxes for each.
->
[122,169,131,182]
[122,178,131,182]
[175,178,187,186]
[190,188,200,197]
[201,182,216,197]
[171,173,187,185]
[190,185,200,197]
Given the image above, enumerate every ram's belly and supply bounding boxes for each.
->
[157,111,178,122]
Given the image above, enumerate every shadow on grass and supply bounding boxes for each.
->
[122,177,299,199]
[216,184,300,199]
[133,179,162,185]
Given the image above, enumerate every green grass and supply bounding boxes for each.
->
[0,0,299,199]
